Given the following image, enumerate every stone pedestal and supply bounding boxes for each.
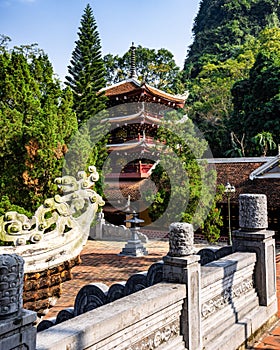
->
[163,222,201,350]
[0,309,37,350]
[233,194,276,306]
[0,254,37,350]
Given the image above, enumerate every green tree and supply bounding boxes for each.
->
[252,131,276,156]
[0,44,77,212]
[65,4,109,193]
[231,28,280,155]
[145,110,222,242]
[104,46,185,94]
[200,185,224,243]
[186,40,256,156]
[65,3,107,125]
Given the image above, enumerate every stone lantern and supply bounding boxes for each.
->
[119,211,148,257]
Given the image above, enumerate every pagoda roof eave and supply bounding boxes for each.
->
[102,110,162,125]
[107,140,161,151]
[100,78,141,94]
[143,83,188,104]
[102,78,188,107]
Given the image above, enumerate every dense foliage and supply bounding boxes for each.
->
[144,110,223,242]
[184,0,280,157]
[184,0,280,78]
[104,46,185,94]
[0,40,77,212]
[230,28,280,155]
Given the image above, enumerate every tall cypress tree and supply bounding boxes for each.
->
[65,4,109,194]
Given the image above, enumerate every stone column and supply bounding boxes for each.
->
[233,194,276,306]
[0,254,37,350]
[163,222,202,350]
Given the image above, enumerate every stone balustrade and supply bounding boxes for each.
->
[0,193,278,350]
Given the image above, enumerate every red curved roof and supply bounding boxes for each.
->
[102,78,187,109]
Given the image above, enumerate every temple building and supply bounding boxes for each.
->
[101,43,188,225]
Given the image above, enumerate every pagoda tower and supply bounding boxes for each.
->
[102,43,188,226]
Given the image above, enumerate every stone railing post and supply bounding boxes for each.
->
[233,194,277,306]
[0,254,37,350]
[163,222,202,350]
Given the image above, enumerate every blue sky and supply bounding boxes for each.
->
[0,0,201,80]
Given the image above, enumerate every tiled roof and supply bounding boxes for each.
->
[105,179,154,202]
[102,78,187,107]
[213,157,280,208]
[145,84,187,103]
[104,79,141,96]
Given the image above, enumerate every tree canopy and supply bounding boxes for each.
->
[184,0,280,78]
[0,41,77,212]
[144,109,223,242]
[230,27,280,156]
[183,0,280,157]
[104,45,185,94]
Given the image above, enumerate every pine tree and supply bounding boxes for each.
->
[65,4,109,194]
[65,3,107,124]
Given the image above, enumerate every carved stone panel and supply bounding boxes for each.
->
[125,319,180,350]
[201,278,254,319]
[0,254,24,319]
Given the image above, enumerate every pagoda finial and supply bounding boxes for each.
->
[129,42,137,79]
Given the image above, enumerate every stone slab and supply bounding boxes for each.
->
[36,283,186,350]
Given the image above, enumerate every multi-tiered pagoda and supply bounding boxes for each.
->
[102,44,188,225]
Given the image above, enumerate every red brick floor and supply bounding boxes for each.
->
[250,254,280,349]
[44,240,280,349]
[45,239,169,318]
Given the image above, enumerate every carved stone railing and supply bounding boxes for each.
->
[90,213,148,243]
[37,261,164,331]
[0,166,104,273]
[3,193,277,350]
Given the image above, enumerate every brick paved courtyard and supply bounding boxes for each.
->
[46,239,169,318]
